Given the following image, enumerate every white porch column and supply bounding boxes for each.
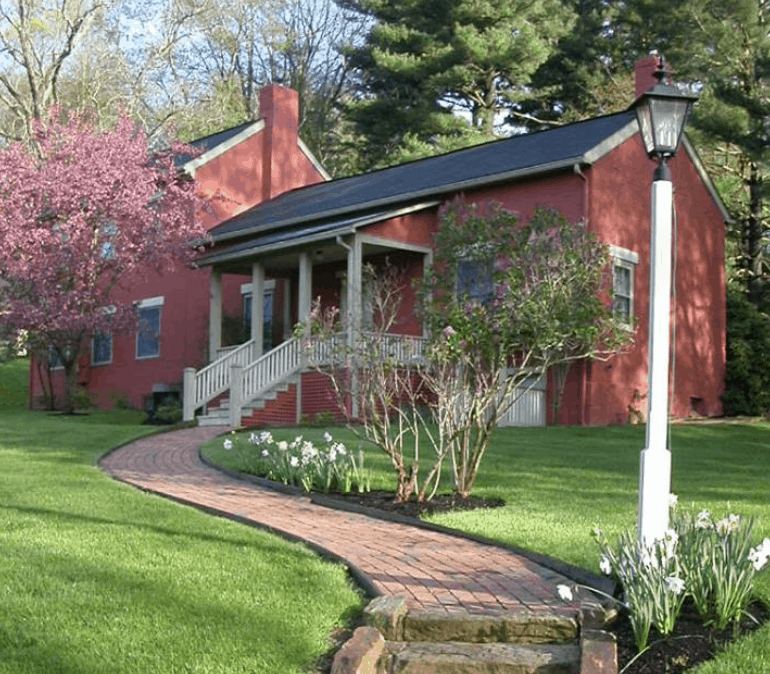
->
[182,367,196,422]
[298,252,313,327]
[209,269,222,362]
[251,261,265,359]
[282,279,292,340]
[346,233,363,338]
[229,364,243,428]
[345,234,362,418]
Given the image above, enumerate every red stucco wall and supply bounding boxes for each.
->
[587,135,725,424]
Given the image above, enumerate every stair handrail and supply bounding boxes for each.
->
[187,338,258,416]
[237,337,304,404]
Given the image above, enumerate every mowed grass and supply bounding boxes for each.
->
[203,419,770,673]
[0,359,362,674]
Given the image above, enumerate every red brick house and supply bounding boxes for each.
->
[30,64,728,427]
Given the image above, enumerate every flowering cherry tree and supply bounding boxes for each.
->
[0,110,209,412]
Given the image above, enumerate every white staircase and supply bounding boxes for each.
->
[197,376,299,427]
[183,332,428,427]
[183,337,304,426]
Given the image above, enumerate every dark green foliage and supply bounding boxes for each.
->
[723,286,770,416]
[342,0,574,169]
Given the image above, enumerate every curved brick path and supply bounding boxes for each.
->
[100,427,580,616]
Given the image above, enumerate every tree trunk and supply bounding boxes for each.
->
[747,160,764,307]
[62,361,77,415]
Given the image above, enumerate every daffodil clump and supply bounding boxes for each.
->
[582,497,770,654]
[223,431,371,494]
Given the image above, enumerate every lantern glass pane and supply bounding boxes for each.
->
[636,104,655,155]
[649,98,689,155]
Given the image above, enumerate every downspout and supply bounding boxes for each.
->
[574,163,590,426]
[335,235,351,252]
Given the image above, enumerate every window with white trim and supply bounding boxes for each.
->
[457,257,494,305]
[136,296,163,359]
[241,280,275,351]
[92,331,112,365]
[610,246,639,325]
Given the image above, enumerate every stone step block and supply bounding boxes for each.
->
[384,640,580,674]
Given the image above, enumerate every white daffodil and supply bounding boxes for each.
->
[665,576,685,595]
[323,431,333,443]
[695,510,712,529]
[663,529,679,558]
[557,584,574,602]
[223,439,233,450]
[599,556,612,576]
[277,441,288,451]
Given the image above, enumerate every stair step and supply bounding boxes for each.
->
[384,640,580,674]
[402,609,578,645]
[196,375,300,426]
[365,596,578,645]
[197,415,231,427]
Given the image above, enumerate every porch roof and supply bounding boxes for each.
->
[198,201,440,267]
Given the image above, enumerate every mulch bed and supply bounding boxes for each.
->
[327,489,505,518]
[613,601,768,674]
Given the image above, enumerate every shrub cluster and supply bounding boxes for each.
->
[723,286,770,416]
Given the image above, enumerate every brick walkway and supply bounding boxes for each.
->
[99,427,580,616]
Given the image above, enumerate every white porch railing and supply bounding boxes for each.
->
[236,338,304,410]
[183,332,428,424]
[308,331,426,365]
[183,338,258,421]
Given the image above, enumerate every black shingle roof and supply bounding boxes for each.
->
[211,110,637,244]
[175,121,256,167]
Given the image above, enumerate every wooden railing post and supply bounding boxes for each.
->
[183,367,196,422]
[229,364,243,428]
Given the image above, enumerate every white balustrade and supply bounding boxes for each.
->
[183,332,427,422]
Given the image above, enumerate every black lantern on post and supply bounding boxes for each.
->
[634,57,698,163]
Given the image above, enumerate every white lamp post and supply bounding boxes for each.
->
[633,56,698,546]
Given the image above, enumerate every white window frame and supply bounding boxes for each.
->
[455,243,497,306]
[241,280,275,349]
[91,331,112,366]
[610,245,639,327]
[135,296,164,359]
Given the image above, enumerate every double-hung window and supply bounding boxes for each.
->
[92,331,112,365]
[92,306,115,365]
[610,246,639,326]
[457,252,495,305]
[242,281,275,352]
[136,296,163,359]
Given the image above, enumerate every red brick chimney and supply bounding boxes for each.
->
[259,84,300,201]
[635,54,669,100]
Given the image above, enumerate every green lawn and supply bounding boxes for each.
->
[0,360,362,674]
[203,420,770,673]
